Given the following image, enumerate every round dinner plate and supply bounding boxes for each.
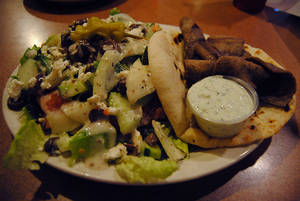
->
[2,24,261,185]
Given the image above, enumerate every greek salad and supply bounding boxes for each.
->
[3,9,189,184]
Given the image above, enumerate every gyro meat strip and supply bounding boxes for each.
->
[184,59,216,83]
[213,56,270,89]
[180,16,218,60]
[213,56,296,107]
[207,35,245,57]
[180,16,205,59]
[194,41,222,60]
[246,57,297,107]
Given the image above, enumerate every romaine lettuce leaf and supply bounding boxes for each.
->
[116,155,178,184]
[170,136,189,159]
[2,120,48,170]
[152,120,189,161]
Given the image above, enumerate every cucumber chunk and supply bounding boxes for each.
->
[142,141,161,159]
[44,33,61,47]
[108,92,142,135]
[17,58,38,90]
[68,121,117,166]
[58,80,88,100]
[93,50,120,100]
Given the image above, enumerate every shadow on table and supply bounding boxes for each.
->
[30,138,271,201]
[264,6,300,40]
[264,6,300,64]
[23,0,126,15]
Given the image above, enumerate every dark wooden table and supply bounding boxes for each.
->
[1,0,299,200]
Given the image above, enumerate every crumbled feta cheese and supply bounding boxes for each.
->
[87,95,107,109]
[131,129,143,153]
[25,49,38,58]
[52,59,69,74]
[77,65,92,83]
[106,107,120,116]
[27,76,37,89]
[125,25,144,37]
[41,59,69,89]
[40,45,48,56]
[104,144,127,161]
[7,79,24,101]
[47,47,65,59]
[79,72,92,83]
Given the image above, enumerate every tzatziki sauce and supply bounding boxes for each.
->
[188,76,253,121]
[187,76,258,138]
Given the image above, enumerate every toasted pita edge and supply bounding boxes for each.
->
[180,95,296,148]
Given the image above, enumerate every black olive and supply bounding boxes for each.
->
[7,92,27,111]
[69,19,88,31]
[117,77,127,97]
[99,39,120,55]
[44,137,60,156]
[89,108,106,122]
[144,132,158,146]
[61,29,73,48]
[77,90,93,102]
[124,143,138,156]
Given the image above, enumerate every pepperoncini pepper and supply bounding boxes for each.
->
[70,17,126,43]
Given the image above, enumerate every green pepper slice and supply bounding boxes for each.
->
[70,17,125,42]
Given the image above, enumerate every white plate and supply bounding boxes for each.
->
[2,24,261,185]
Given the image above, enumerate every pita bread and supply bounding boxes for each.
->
[148,30,193,136]
[148,28,296,149]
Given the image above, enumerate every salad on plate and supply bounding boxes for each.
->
[2,9,189,184]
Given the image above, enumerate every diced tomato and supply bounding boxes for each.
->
[103,108,110,116]
[151,24,161,32]
[46,92,63,111]
[39,90,68,113]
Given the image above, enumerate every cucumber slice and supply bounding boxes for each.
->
[17,58,38,90]
[93,50,120,100]
[108,92,142,135]
[44,33,61,47]
[58,80,88,100]
[68,121,117,166]
[142,141,161,159]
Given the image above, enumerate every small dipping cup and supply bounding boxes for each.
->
[187,75,259,138]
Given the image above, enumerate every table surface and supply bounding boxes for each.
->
[1,0,300,200]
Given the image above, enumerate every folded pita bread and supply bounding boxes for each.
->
[148,28,296,149]
[148,30,193,136]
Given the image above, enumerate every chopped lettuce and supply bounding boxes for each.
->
[170,136,189,158]
[116,155,178,184]
[152,120,189,161]
[35,54,52,75]
[19,45,40,65]
[109,8,121,16]
[2,119,48,170]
